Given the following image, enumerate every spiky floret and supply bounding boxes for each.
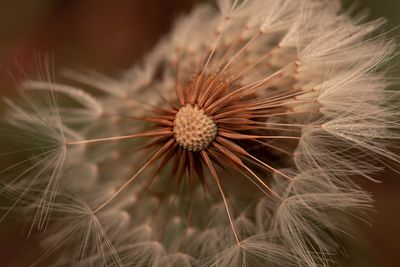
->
[0,0,398,266]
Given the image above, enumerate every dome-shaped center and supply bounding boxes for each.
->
[173,104,217,152]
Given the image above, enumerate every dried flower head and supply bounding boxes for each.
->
[1,0,399,266]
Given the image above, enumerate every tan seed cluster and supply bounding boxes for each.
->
[173,104,217,152]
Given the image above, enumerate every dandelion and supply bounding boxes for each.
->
[0,0,398,266]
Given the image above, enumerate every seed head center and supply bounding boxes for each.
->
[173,104,217,152]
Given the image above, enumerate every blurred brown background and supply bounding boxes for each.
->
[0,0,399,266]
[0,0,200,90]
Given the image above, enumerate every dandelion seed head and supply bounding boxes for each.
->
[174,104,217,152]
[1,0,399,266]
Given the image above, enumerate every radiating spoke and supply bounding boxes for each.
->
[200,150,241,245]
[93,139,174,214]
[66,129,173,146]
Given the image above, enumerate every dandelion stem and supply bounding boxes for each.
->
[66,129,173,146]
[220,31,261,73]
[246,153,294,181]
[212,140,283,200]
[201,150,241,245]
[92,139,174,214]
[241,164,282,200]
[218,131,302,140]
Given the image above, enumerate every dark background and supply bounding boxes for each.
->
[0,0,399,266]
